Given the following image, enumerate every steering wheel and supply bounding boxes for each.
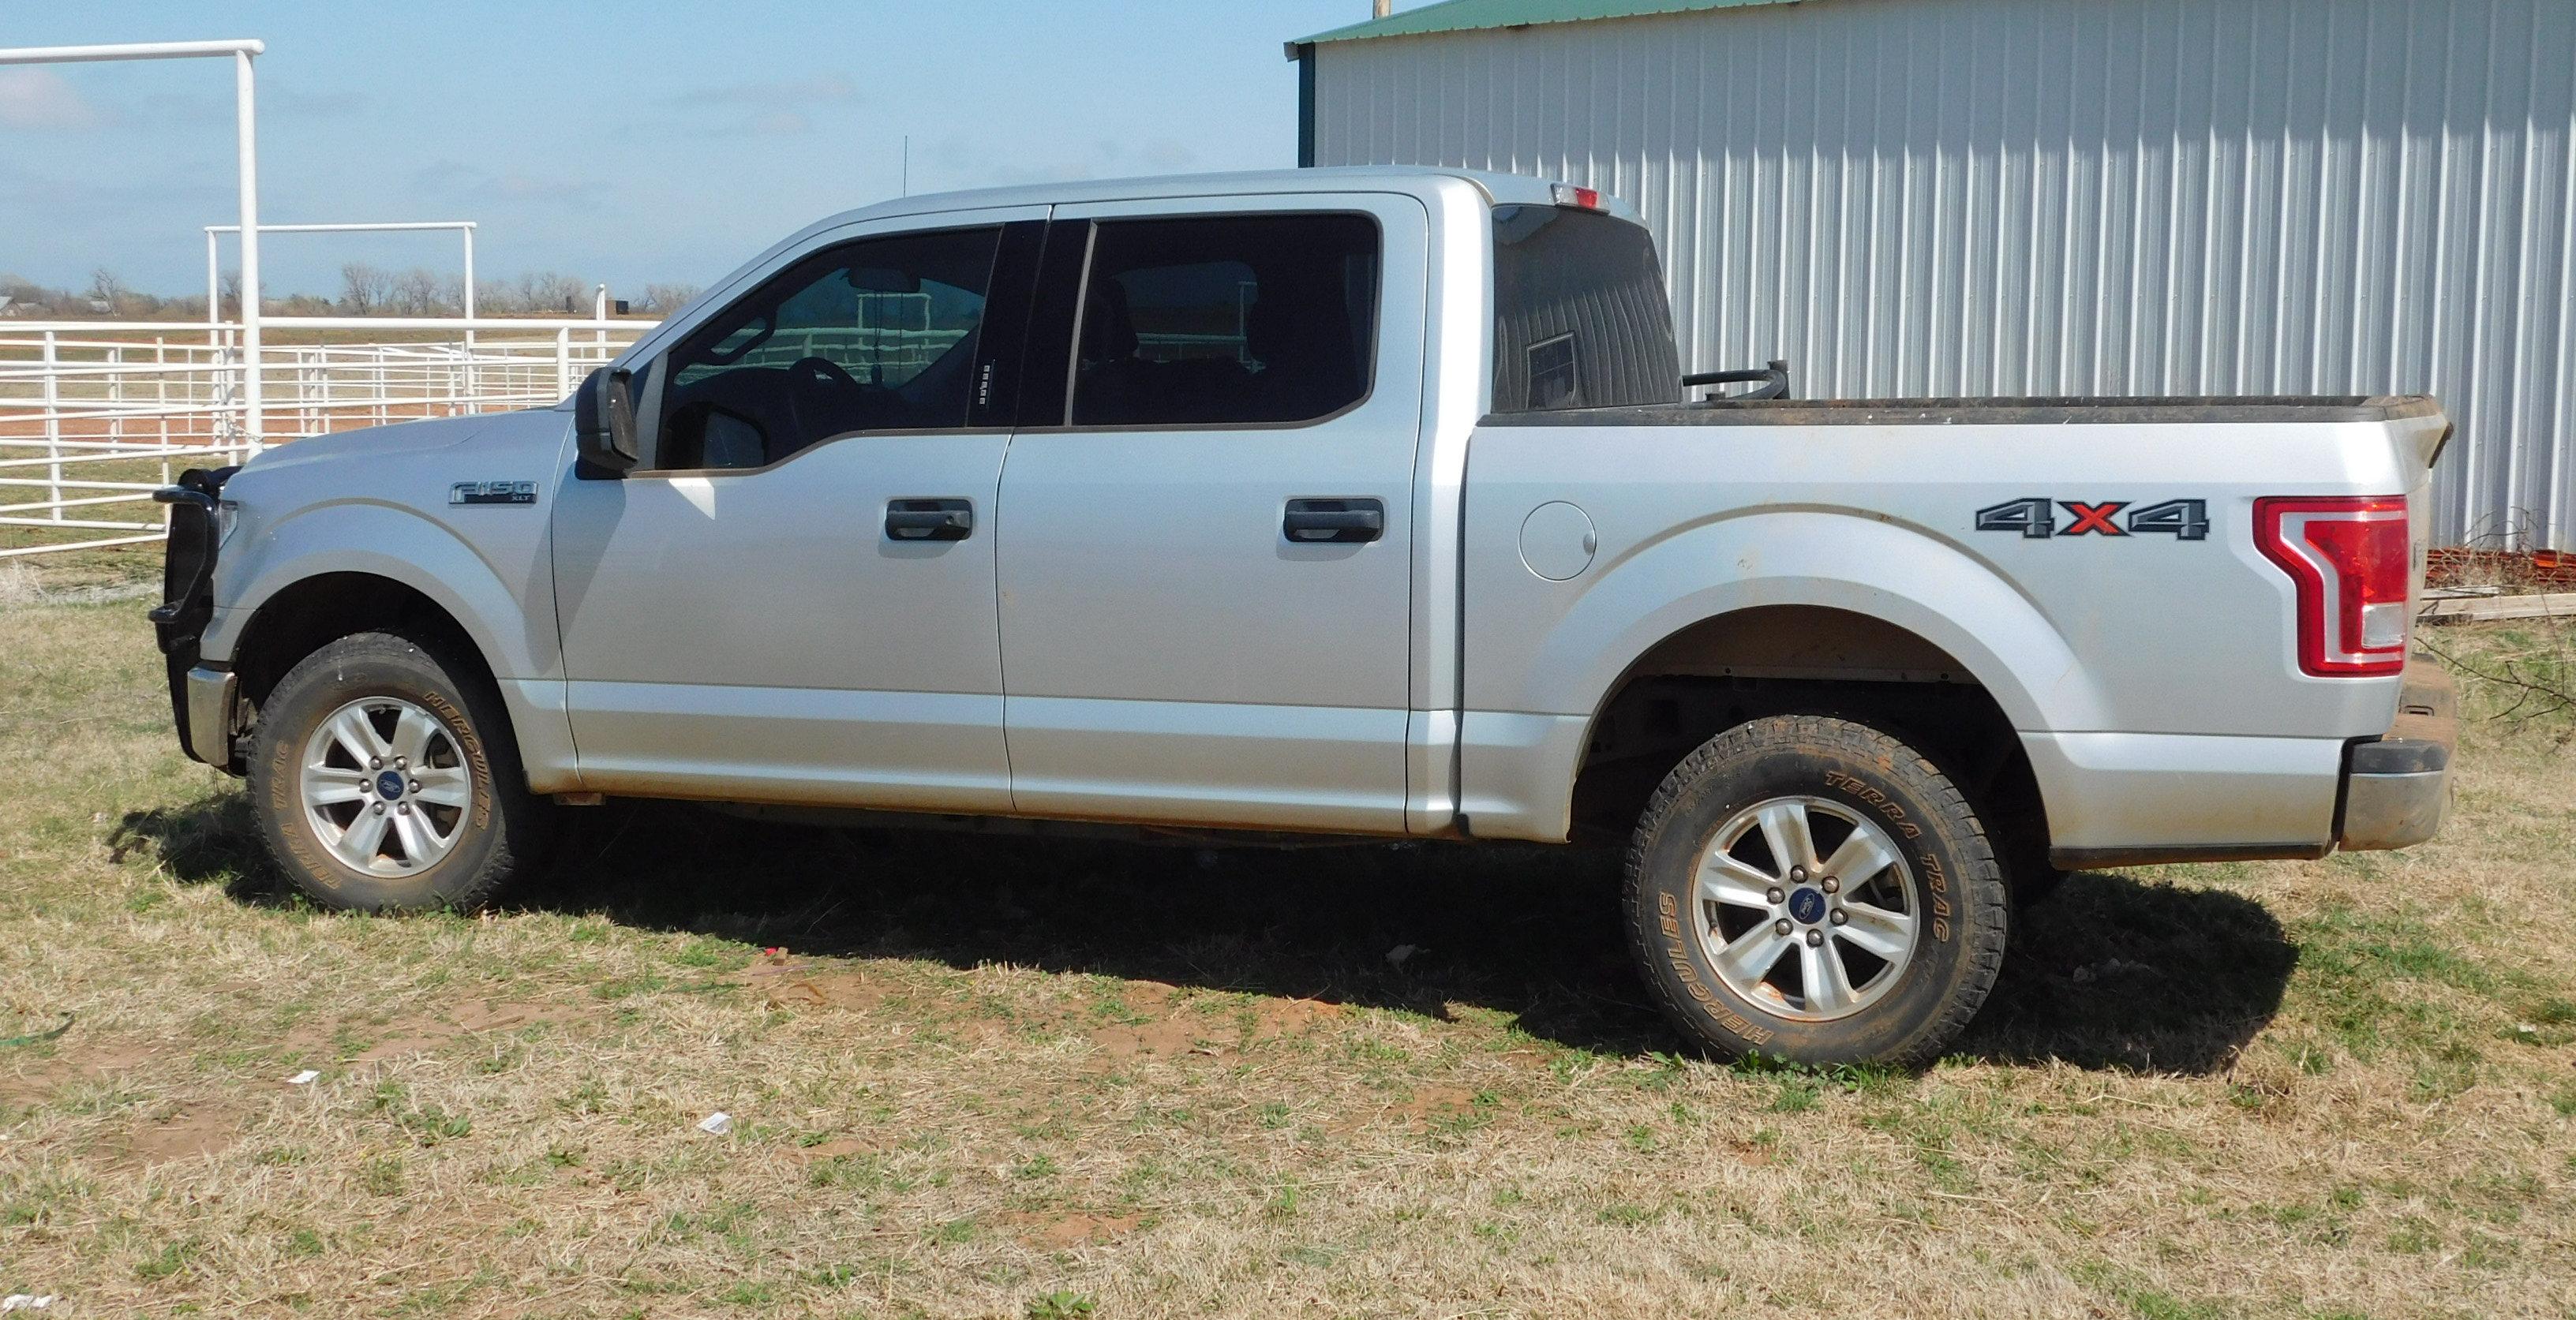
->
[784,355,874,445]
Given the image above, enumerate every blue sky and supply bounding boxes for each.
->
[0,1,1359,298]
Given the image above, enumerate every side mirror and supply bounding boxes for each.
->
[574,366,640,474]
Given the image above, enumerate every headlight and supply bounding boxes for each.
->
[215,499,242,548]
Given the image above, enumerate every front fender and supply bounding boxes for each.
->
[200,497,579,793]
[205,499,558,681]
[1520,510,2108,732]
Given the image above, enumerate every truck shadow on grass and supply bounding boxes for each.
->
[116,795,2293,1075]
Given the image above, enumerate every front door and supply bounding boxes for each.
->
[552,208,1043,810]
[994,196,1428,831]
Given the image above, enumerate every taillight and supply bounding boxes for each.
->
[1550,183,1603,210]
[2254,495,2410,676]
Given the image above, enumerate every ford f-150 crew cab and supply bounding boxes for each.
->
[151,167,2458,1065]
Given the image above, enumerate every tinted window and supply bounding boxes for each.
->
[1069,214,1377,428]
[1490,205,1681,412]
[655,226,999,469]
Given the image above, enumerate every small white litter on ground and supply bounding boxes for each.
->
[2,1294,59,1311]
[697,1112,732,1135]
[286,1070,320,1086]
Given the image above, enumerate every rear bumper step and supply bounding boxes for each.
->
[2336,658,2458,853]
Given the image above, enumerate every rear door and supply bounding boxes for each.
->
[994,195,1428,831]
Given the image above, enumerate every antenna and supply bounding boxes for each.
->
[901,135,910,196]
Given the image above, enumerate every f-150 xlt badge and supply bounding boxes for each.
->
[450,481,537,506]
[1975,497,2207,540]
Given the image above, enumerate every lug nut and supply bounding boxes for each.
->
[1804,929,1824,948]
[395,757,407,770]
[372,802,385,814]
[408,780,421,793]
[1765,887,1785,905]
[369,757,383,769]
[397,802,411,815]
[1773,918,1793,937]
[1829,909,1848,926]
[1821,876,1840,894]
[1789,866,1807,883]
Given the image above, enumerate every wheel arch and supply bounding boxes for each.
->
[1567,604,2052,862]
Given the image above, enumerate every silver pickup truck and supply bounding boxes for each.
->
[151,167,2457,1065]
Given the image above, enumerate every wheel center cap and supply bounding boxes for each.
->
[1786,887,1828,924]
[375,770,406,800]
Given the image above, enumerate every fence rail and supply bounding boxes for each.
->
[0,318,647,558]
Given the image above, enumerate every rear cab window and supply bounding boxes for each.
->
[1489,205,1681,413]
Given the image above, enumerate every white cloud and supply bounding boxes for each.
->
[0,69,105,131]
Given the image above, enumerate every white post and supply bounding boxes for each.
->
[157,338,172,527]
[462,224,477,408]
[204,227,221,349]
[593,283,609,353]
[41,331,61,521]
[555,326,571,398]
[234,47,264,452]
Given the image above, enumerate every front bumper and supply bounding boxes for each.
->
[2336,658,2458,852]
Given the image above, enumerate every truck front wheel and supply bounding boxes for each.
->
[248,631,551,913]
[1623,714,2009,1068]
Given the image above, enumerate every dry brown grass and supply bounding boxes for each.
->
[2,593,2571,1318]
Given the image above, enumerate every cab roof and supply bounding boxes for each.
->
[805,166,1568,231]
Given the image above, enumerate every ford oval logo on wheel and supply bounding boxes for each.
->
[1787,887,1828,925]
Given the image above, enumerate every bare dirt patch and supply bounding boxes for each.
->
[101,1097,246,1170]
[999,1210,1145,1250]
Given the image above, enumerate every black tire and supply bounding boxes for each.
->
[248,630,551,912]
[1623,714,2009,1068]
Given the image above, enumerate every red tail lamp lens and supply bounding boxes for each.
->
[2253,495,2410,676]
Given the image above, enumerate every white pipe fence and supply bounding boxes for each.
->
[0,318,645,558]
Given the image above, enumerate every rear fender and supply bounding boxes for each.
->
[1462,510,2107,841]
[1545,510,2106,733]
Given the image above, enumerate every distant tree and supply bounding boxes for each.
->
[641,282,702,316]
[338,263,392,315]
[514,271,586,315]
[217,270,243,320]
[390,267,447,316]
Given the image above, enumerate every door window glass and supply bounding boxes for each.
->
[1069,214,1377,428]
[655,226,1000,469]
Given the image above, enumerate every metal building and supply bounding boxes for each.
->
[1290,0,2576,550]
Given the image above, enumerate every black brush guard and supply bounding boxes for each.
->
[148,466,237,763]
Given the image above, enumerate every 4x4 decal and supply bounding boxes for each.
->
[1975,497,2208,540]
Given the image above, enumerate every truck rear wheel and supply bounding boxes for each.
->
[1623,714,2008,1068]
[248,631,550,913]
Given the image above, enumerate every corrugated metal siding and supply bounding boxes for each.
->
[1310,0,2576,549]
